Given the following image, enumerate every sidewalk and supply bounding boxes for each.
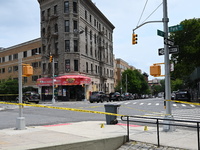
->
[0,121,197,150]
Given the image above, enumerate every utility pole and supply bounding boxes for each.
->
[163,0,174,131]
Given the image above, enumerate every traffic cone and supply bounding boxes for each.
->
[144,126,148,131]
[100,123,104,128]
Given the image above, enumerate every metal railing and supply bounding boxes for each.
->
[121,115,200,150]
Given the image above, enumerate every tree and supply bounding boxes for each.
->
[0,79,18,101]
[170,18,200,80]
[121,69,149,94]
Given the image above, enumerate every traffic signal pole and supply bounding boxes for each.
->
[16,53,25,130]
[132,0,174,131]
[52,56,55,104]
[163,0,174,131]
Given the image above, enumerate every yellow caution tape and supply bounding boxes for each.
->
[165,100,200,106]
[0,102,125,117]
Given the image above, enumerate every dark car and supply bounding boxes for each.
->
[175,90,191,102]
[16,91,40,104]
[109,92,123,101]
[122,93,133,100]
[89,91,108,103]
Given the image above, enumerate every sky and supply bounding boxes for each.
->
[0,0,200,79]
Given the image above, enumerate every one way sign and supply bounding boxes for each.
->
[158,46,179,56]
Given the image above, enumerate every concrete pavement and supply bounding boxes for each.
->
[0,120,198,150]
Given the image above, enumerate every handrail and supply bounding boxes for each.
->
[121,115,200,149]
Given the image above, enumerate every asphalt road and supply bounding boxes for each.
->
[0,98,200,129]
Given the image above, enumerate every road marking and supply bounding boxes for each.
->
[181,104,186,107]
[147,103,151,105]
[124,102,130,105]
[190,105,195,107]
[139,103,144,105]
[156,103,159,106]
[173,104,177,107]
[133,102,137,105]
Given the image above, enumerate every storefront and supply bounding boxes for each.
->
[37,75,91,101]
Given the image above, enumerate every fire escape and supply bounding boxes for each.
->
[98,31,108,92]
[41,10,58,77]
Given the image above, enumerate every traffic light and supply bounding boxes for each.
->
[49,55,53,62]
[23,65,33,77]
[132,33,138,45]
[150,65,161,77]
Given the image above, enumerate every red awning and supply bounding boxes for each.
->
[36,75,91,86]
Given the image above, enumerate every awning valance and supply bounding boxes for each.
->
[37,75,91,86]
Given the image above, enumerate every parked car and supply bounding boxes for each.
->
[175,90,191,102]
[89,91,108,103]
[16,91,40,104]
[122,93,133,100]
[109,92,123,101]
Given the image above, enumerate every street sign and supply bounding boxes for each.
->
[158,48,164,55]
[169,45,179,54]
[164,38,174,46]
[157,29,165,37]
[169,25,183,32]
[158,46,179,56]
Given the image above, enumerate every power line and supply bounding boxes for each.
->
[141,2,163,24]
[137,0,149,27]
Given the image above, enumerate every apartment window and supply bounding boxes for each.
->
[91,64,93,73]
[8,67,12,73]
[85,44,88,54]
[94,19,96,27]
[89,15,92,23]
[54,23,58,32]
[32,48,38,55]
[9,55,12,61]
[65,59,70,72]
[90,46,93,56]
[32,62,38,68]
[32,76,38,82]
[95,65,97,74]
[74,40,78,52]
[73,20,77,31]
[23,51,27,58]
[0,58,1,63]
[90,30,92,40]
[42,63,46,73]
[65,40,70,52]
[47,8,50,17]
[55,42,58,54]
[74,60,78,71]
[13,66,18,71]
[23,77,28,83]
[65,20,70,32]
[13,54,18,60]
[64,1,69,13]
[54,5,57,14]
[42,10,45,21]
[85,10,87,20]
[2,68,5,73]
[73,2,77,13]
[86,62,88,73]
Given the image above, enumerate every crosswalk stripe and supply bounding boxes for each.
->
[140,103,144,105]
[147,103,151,105]
[156,103,159,106]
